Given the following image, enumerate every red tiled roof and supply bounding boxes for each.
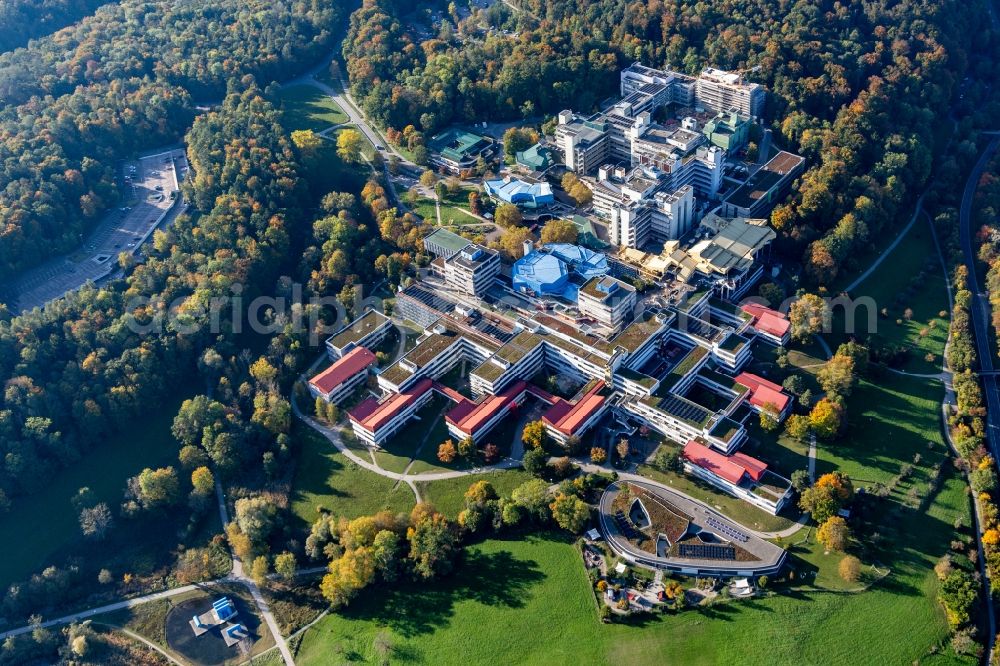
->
[349,377,434,433]
[309,347,376,396]
[731,451,768,482]
[446,380,527,437]
[542,381,607,436]
[734,371,790,413]
[683,440,768,485]
[740,303,790,339]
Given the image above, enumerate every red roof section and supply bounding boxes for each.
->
[682,440,768,485]
[446,380,527,437]
[741,303,790,339]
[734,372,790,413]
[542,381,608,436]
[309,347,376,395]
[348,377,434,433]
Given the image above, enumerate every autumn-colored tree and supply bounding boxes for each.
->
[274,551,297,581]
[337,129,365,163]
[321,547,376,607]
[291,129,322,159]
[522,420,547,449]
[550,493,590,533]
[590,447,607,464]
[464,480,498,506]
[540,218,578,244]
[816,471,855,501]
[785,414,811,440]
[191,466,214,497]
[495,203,523,228]
[250,555,270,586]
[817,516,850,551]
[759,404,781,432]
[499,226,532,259]
[615,438,630,461]
[457,436,476,458]
[817,353,856,398]
[809,398,845,440]
[838,555,862,582]
[437,440,458,463]
[788,294,830,342]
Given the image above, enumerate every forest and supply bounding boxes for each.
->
[0,0,106,52]
[0,0,344,281]
[343,0,995,286]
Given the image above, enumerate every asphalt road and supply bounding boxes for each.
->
[3,148,188,314]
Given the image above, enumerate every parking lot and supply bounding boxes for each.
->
[3,148,188,314]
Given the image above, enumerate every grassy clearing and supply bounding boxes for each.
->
[637,462,798,533]
[0,387,201,591]
[828,222,949,374]
[813,373,947,487]
[416,469,534,518]
[276,84,348,131]
[290,424,415,529]
[409,186,481,226]
[295,518,970,665]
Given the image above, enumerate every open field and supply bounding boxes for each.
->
[813,374,947,488]
[828,222,949,374]
[290,424,415,529]
[295,513,970,665]
[276,84,348,131]
[416,469,535,518]
[0,386,203,591]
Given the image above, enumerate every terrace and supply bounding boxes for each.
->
[654,345,708,394]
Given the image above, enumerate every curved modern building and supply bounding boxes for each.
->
[511,243,610,301]
[598,480,786,578]
[483,177,555,209]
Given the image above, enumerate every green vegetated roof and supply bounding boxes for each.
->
[328,310,390,349]
[709,416,742,443]
[424,228,472,254]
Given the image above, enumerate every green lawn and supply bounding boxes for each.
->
[0,387,199,591]
[409,186,481,226]
[276,84,348,131]
[416,469,534,518]
[295,521,970,665]
[828,222,949,374]
[290,424,415,528]
[375,396,444,473]
[813,374,947,488]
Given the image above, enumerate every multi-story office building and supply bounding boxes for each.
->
[695,68,766,117]
[308,346,377,405]
[444,244,501,297]
[578,276,637,330]
[620,63,764,117]
[722,151,805,219]
[324,310,393,359]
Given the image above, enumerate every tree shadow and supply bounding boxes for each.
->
[343,546,546,638]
